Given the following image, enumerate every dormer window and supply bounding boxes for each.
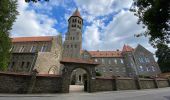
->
[19,46,25,52]
[41,45,47,52]
[30,46,36,52]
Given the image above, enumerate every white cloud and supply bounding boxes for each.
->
[11,0,59,37]
[75,0,133,16]
[83,10,156,53]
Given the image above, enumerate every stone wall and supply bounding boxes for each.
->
[92,78,113,92]
[157,78,170,88]
[0,72,62,93]
[0,72,169,93]
[117,77,137,90]
[140,78,156,89]
[92,77,170,92]
[32,75,62,93]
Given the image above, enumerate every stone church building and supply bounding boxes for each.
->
[8,35,63,74]
[8,9,161,85]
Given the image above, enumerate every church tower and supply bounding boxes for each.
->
[63,9,83,58]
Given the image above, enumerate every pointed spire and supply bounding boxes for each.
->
[122,44,134,52]
[72,8,81,18]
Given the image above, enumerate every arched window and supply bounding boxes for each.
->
[48,66,57,74]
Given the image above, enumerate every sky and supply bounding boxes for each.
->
[11,0,156,54]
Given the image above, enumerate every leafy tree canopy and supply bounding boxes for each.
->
[0,0,18,71]
[156,43,170,72]
[131,0,170,47]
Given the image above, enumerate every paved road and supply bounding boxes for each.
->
[0,87,170,100]
[69,85,84,92]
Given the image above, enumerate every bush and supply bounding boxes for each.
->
[96,72,102,76]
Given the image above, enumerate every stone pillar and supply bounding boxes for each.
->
[88,77,96,93]
[134,76,141,90]
[27,69,38,93]
[61,67,70,93]
[153,78,159,88]
[81,75,83,84]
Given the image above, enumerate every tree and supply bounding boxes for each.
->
[130,0,170,47]
[0,0,18,71]
[156,43,170,72]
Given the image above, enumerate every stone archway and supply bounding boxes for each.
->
[60,58,98,93]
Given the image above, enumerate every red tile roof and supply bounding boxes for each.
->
[122,44,134,52]
[72,8,81,18]
[88,51,123,58]
[12,36,53,42]
[60,58,99,65]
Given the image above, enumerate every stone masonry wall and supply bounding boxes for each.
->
[0,72,62,93]
[92,77,170,92]
[117,78,137,90]
[32,75,62,93]
[92,78,113,92]
[157,78,169,88]
[0,72,169,93]
[140,79,156,89]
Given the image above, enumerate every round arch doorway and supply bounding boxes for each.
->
[60,58,99,93]
[70,68,89,92]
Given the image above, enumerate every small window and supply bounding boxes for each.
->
[108,59,111,64]
[30,46,36,52]
[146,67,150,72]
[21,62,25,69]
[103,68,106,72]
[10,62,15,69]
[71,45,73,48]
[120,59,124,64]
[114,59,117,64]
[19,46,25,52]
[73,37,75,40]
[67,45,69,48]
[109,68,113,72]
[75,44,77,48]
[139,66,144,71]
[41,45,47,52]
[151,66,155,71]
[102,58,104,64]
[95,59,98,62]
[26,62,30,68]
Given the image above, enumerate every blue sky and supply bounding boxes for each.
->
[11,0,156,54]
